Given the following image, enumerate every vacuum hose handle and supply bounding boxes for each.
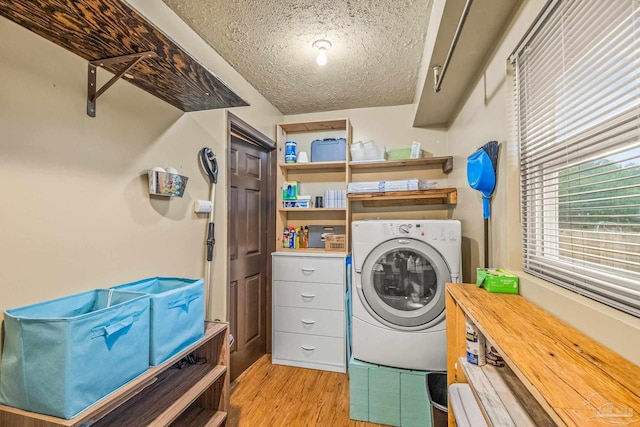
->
[200,147,218,184]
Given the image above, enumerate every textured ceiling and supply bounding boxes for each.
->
[163,0,433,115]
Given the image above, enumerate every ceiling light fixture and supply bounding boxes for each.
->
[312,39,332,66]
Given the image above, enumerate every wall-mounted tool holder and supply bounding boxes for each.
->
[148,170,188,197]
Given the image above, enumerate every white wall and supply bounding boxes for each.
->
[0,0,282,362]
[286,104,448,156]
[448,0,640,364]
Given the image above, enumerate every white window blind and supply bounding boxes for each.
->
[513,0,640,316]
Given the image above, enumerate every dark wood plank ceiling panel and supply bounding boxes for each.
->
[0,0,249,112]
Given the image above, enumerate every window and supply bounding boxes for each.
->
[513,0,640,316]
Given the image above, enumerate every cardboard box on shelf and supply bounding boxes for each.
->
[476,268,519,294]
[325,234,346,251]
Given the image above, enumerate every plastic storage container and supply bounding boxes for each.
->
[0,290,150,419]
[311,138,346,162]
[449,383,489,427]
[111,277,205,366]
[308,225,346,248]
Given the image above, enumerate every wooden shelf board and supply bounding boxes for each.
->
[0,0,248,113]
[279,161,346,171]
[349,156,453,173]
[447,284,640,427]
[93,364,227,426]
[0,322,227,427]
[170,408,227,427]
[459,357,555,427]
[278,208,347,213]
[278,119,347,133]
[275,248,347,254]
[348,188,457,207]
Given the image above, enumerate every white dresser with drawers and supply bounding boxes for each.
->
[272,252,347,373]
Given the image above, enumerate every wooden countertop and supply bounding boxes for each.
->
[447,283,640,426]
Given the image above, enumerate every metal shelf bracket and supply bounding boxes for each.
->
[87,51,157,117]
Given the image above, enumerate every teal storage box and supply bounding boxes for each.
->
[400,372,432,427]
[112,277,204,365]
[369,366,401,426]
[348,357,372,421]
[0,289,150,419]
[349,356,432,426]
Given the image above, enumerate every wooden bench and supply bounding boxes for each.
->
[446,283,640,426]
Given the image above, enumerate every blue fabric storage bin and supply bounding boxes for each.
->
[112,277,205,365]
[0,289,150,419]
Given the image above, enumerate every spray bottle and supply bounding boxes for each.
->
[289,226,296,249]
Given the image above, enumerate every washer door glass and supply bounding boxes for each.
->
[360,238,449,328]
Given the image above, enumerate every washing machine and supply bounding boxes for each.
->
[351,219,461,371]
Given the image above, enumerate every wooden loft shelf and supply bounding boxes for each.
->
[279,161,346,172]
[348,188,457,207]
[0,0,248,115]
[278,119,347,133]
[349,156,453,174]
[276,247,347,254]
[278,208,346,213]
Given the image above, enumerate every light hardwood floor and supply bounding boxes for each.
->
[227,355,387,427]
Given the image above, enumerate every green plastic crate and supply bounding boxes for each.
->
[349,358,371,421]
[348,356,432,426]
[387,148,424,160]
[369,367,401,426]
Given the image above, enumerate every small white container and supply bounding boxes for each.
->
[465,316,486,366]
[350,142,365,161]
[297,151,309,162]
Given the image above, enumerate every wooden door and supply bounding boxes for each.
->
[228,136,268,381]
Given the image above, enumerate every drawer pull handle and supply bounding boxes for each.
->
[301,320,316,325]
[301,345,316,351]
[301,267,316,273]
[301,293,315,299]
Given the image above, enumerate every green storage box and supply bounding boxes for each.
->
[369,367,401,426]
[348,358,371,421]
[348,356,432,426]
[400,372,432,427]
[477,268,519,294]
[387,148,424,160]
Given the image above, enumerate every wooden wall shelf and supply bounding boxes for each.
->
[0,0,248,116]
[349,156,453,174]
[278,120,348,133]
[278,208,347,213]
[446,284,640,427]
[279,161,347,172]
[347,188,457,207]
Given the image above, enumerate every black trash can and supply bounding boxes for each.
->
[426,372,448,427]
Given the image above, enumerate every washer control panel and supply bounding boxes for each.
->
[383,222,459,243]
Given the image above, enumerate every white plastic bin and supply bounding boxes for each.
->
[448,383,489,427]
